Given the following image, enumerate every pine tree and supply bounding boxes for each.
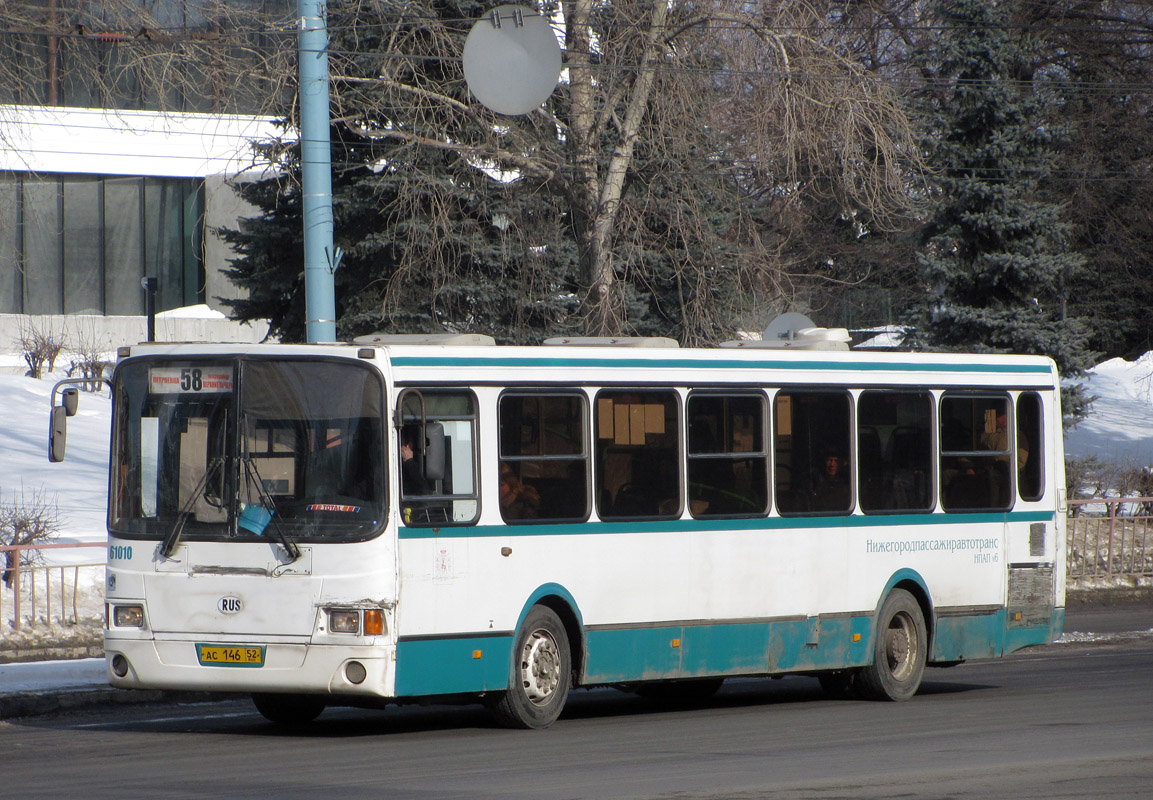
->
[218,2,579,344]
[913,0,1095,421]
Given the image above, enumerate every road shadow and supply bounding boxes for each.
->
[11,672,998,739]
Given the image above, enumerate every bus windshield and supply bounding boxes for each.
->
[110,357,386,544]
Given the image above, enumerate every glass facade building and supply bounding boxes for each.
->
[0,1,292,318]
[0,174,204,315]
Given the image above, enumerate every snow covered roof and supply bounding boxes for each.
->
[0,104,291,179]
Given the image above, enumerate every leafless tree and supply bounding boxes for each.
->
[0,486,61,589]
[2,0,926,340]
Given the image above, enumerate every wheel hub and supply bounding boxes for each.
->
[520,628,561,705]
[886,613,915,680]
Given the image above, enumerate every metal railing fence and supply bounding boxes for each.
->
[1067,497,1153,586]
[2,542,105,632]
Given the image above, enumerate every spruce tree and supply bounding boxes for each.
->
[913,0,1095,421]
[219,1,579,344]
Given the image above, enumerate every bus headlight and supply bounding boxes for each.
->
[326,608,387,635]
[328,609,360,634]
[113,605,145,628]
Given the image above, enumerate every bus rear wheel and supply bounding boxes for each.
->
[490,605,572,729]
[857,589,927,702]
[252,692,327,725]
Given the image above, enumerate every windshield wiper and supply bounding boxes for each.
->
[160,457,224,559]
[242,457,301,562]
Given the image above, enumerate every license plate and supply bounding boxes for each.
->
[196,644,266,667]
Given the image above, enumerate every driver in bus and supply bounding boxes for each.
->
[400,428,433,497]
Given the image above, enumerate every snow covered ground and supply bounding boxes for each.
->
[1064,353,1153,464]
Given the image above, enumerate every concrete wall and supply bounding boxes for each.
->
[0,313,270,374]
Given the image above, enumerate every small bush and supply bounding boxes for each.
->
[15,320,67,379]
[0,487,61,588]
[67,324,113,390]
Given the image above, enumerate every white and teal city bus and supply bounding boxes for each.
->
[52,332,1066,727]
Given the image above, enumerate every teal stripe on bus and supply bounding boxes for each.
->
[391,609,1053,693]
[395,635,512,696]
[389,355,1055,374]
[398,510,1055,539]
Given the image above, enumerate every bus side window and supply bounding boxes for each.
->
[774,390,852,515]
[595,390,680,519]
[687,393,768,518]
[499,393,589,523]
[399,391,479,526]
[1017,392,1044,501]
[858,390,934,513]
[940,393,1012,512]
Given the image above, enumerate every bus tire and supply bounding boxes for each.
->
[252,692,326,725]
[857,589,927,702]
[490,605,572,729]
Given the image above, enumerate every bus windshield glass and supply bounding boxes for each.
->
[110,357,386,543]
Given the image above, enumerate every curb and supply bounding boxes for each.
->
[1066,587,1153,606]
[0,687,227,721]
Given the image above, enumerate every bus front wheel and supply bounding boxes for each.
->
[857,589,927,702]
[490,605,572,729]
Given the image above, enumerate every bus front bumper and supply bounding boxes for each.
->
[103,634,396,698]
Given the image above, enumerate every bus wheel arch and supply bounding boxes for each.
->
[879,571,936,658]
[512,584,586,685]
[489,603,573,729]
[858,586,929,701]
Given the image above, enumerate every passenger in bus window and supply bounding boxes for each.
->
[499,466,540,520]
[400,428,433,497]
[812,452,850,511]
[981,408,1029,469]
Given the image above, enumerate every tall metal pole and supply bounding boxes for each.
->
[298,0,337,343]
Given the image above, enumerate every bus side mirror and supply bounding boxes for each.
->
[62,387,79,416]
[49,405,68,463]
[423,422,446,481]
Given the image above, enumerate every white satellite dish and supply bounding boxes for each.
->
[463,5,562,116]
[718,313,851,350]
[764,312,819,343]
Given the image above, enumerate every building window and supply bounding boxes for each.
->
[0,1,295,114]
[0,173,204,315]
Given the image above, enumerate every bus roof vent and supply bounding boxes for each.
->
[352,333,496,346]
[542,336,680,348]
[720,313,851,351]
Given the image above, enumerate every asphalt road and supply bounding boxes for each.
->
[2,637,1151,800]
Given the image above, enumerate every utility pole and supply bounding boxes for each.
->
[298,0,337,343]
